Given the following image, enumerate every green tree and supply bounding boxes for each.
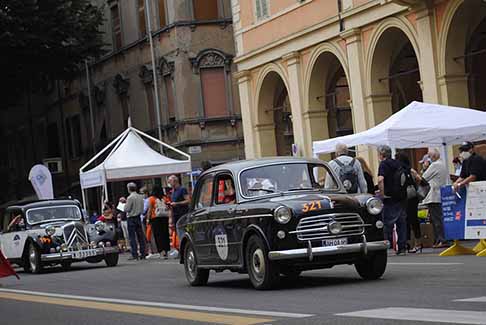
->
[0,0,106,106]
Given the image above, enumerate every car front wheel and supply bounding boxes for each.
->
[25,242,43,274]
[184,242,209,286]
[105,253,119,267]
[246,235,279,290]
[355,250,387,280]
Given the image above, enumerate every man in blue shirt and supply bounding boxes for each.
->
[168,175,191,229]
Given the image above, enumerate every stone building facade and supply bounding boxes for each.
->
[232,0,486,171]
[1,0,242,204]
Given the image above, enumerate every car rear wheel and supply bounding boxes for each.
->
[246,235,279,290]
[184,242,209,286]
[105,253,119,267]
[355,250,387,280]
[25,242,43,274]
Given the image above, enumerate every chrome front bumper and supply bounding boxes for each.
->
[268,240,389,261]
[41,246,119,262]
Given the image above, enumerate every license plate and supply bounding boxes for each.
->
[322,238,348,247]
[73,249,98,259]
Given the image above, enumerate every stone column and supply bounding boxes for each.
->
[415,5,440,103]
[235,70,258,159]
[438,74,470,107]
[341,28,376,169]
[283,52,310,157]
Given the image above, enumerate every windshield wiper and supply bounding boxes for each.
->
[286,187,317,192]
[247,188,277,193]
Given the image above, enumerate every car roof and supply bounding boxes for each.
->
[6,199,81,212]
[201,157,327,177]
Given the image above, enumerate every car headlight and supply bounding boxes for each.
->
[366,197,384,215]
[274,206,292,224]
[45,225,56,236]
[95,220,106,232]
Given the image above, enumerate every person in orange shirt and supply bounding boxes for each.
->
[146,186,171,259]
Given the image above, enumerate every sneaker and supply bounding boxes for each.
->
[161,251,168,260]
[147,253,161,259]
[127,256,138,261]
[396,249,406,256]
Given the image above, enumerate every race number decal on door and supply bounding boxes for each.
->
[214,227,228,261]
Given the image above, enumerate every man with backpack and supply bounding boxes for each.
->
[326,143,368,194]
[377,145,408,255]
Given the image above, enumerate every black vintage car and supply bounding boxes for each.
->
[0,199,119,273]
[178,157,388,289]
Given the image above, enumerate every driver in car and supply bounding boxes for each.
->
[7,215,24,232]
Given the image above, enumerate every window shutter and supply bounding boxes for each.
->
[194,0,219,20]
[201,68,228,118]
[158,0,167,27]
[255,0,262,20]
[261,0,268,17]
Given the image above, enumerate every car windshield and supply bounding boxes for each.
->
[26,205,82,225]
[240,163,339,197]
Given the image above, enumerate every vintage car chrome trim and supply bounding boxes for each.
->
[188,214,272,225]
[268,241,389,261]
[292,213,367,241]
[40,246,118,262]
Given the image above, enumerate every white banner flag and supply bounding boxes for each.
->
[28,164,54,200]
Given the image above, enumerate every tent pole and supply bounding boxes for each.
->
[132,127,191,160]
[441,141,451,185]
[81,188,87,211]
[190,172,195,192]
[80,128,130,173]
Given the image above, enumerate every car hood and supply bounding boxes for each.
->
[258,192,367,215]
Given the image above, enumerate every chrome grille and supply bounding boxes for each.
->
[63,222,88,248]
[293,213,365,241]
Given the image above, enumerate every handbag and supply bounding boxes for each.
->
[416,179,430,201]
[407,185,417,199]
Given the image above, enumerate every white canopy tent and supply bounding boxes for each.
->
[313,101,486,158]
[79,126,192,209]
[313,101,486,184]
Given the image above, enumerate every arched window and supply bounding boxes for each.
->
[191,50,233,118]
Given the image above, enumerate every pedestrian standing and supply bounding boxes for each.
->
[413,148,449,249]
[168,175,191,246]
[376,145,408,255]
[116,197,129,252]
[124,182,146,260]
[147,186,171,259]
[356,156,375,194]
[326,144,368,194]
[453,141,486,191]
[396,152,422,253]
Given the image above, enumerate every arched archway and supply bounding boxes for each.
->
[256,70,293,156]
[442,0,486,110]
[368,25,424,167]
[306,48,352,158]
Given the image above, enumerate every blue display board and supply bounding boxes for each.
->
[441,186,467,240]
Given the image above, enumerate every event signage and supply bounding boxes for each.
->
[80,170,105,189]
[28,164,54,200]
[441,182,486,240]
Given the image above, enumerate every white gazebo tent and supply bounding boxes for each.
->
[312,101,486,179]
[79,126,192,209]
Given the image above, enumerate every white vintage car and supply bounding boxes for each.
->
[0,199,119,273]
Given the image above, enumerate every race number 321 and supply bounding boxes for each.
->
[302,201,322,213]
